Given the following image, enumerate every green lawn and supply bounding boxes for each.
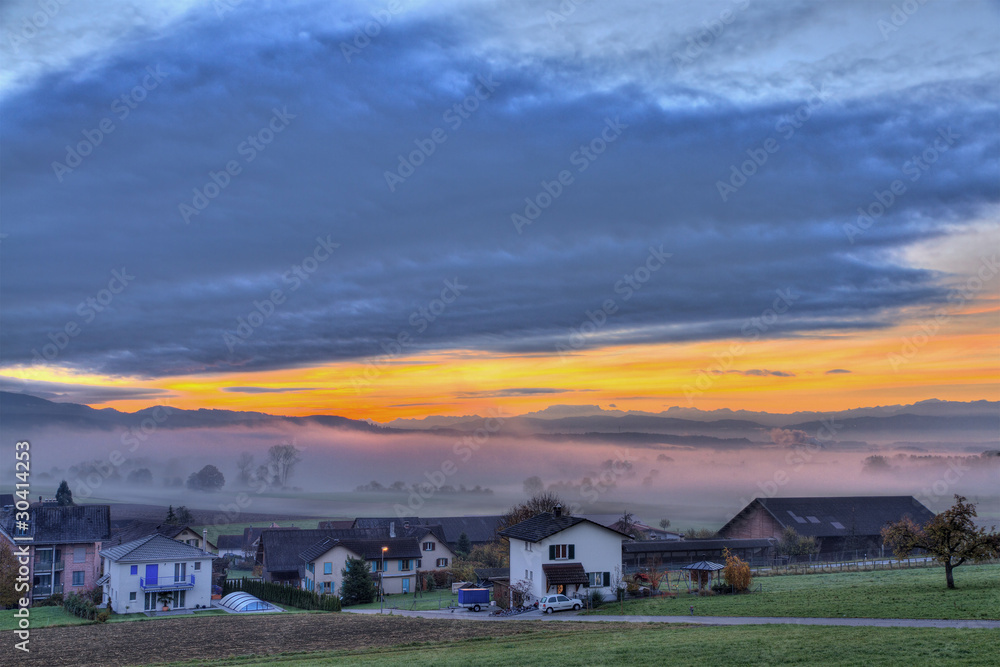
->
[227,569,255,580]
[159,625,1000,666]
[0,606,91,631]
[347,592,460,611]
[585,563,1000,620]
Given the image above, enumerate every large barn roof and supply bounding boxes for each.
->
[721,496,935,538]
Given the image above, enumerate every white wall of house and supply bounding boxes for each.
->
[416,534,455,570]
[302,546,420,596]
[102,556,213,614]
[509,522,623,601]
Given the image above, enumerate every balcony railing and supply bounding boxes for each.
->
[35,559,64,571]
[140,575,195,590]
[32,584,64,597]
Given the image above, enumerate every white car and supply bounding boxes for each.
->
[539,594,582,613]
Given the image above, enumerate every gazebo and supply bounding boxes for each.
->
[682,560,724,591]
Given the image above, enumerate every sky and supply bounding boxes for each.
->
[1,0,998,422]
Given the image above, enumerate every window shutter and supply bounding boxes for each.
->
[568,544,575,559]
[603,572,610,587]
[549,545,556,560]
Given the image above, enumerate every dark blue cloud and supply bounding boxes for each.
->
[0,0,997,378]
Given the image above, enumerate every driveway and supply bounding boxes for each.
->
[343,608,1000,629]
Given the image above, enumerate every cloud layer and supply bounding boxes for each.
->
[1,0,997,380]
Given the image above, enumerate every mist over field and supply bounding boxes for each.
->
[8,393,997,527]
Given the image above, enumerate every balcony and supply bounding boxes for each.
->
[140,575,195,591]
[36,559,64,571]
[32,584,64,597]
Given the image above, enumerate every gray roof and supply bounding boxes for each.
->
[100,534,212,562]
[683,560,725,571]
[299,536,422,564]
[720,496,936,538]
[1,504,110,544]
[352,515,505,545]
[498,512,631,543]
[217,534,244,550]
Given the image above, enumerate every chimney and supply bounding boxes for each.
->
[203,529,210,553]
[554,504,563,518]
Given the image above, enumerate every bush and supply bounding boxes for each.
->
[63,592,98,620]
[38,593,63,607]
[222,578,341,611]
[96,611,110,623]
[588,589,605,607]
[722,548,753,593]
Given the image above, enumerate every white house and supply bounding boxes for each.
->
[498,505,630,601]
[299,536,424,596]
[99,534,214,614]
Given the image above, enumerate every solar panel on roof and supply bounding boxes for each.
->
[831,521,845,530]
[807,516,820,523]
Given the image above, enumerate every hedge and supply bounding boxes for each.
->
[63,592,98,620]
[222,577,341,611]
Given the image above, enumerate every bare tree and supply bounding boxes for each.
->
[267,443,301,487]
[236,453,254,485]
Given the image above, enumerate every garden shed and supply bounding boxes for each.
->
[682,560,724,591]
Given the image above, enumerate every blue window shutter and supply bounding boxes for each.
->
[568,544,575,559]
[549,545,555,560]
[603,572,610,587]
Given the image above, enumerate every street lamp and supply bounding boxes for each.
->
[379,546,388,613]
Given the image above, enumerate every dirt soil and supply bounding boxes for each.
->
[1,613,558,666]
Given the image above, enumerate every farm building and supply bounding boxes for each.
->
[719,496,935,555]
[623,537,775,569]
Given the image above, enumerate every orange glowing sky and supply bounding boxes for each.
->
[6,305,997,421]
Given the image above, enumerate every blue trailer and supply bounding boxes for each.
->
[457,587,490,612]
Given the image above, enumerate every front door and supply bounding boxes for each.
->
[145,564,158,587]
[402,577,410,593]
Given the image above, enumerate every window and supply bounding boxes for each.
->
[72,571,85,586]
[525,542,532,551]
[307,563,314,573]
[436,558,448,568]
[324,562,332,575]
[129,592,137,601]
[130,565,138,576]
[74,547,86,563]
[399,559,411,571]
[371,561,383,573]
[549,544,574,560]
[422,542,435,551]
[588,572,610,587]
[194,562,201,571]
[415,559,422,569]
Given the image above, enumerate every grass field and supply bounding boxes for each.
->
[0,606,92,631]
[349,592,461,611]
[161,624,1000,667]
[585,563,1000,620]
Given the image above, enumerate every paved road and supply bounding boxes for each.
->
[344,608,1000,629]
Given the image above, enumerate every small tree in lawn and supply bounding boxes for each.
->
[340,557,375,606]
[882,495,1000,589]
[722,548,752,592]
